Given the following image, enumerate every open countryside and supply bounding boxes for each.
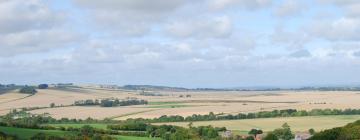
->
[2,0,360,139]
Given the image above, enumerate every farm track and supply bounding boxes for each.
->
[155,100,298,104]
[0,94,34,105]
[109,109,163,120]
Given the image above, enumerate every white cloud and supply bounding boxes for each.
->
[166,16,232,39]
[289,49,311,58]
[0,29,81,56]
[308,17,360,41]
[74,0,190,36]
[208,0,272,10]
[0,0,64,34]
[354,51,360,57]
[271,27,310,49]
[274,0,306,17]
[318,0,360,17]
[0,0,81,57]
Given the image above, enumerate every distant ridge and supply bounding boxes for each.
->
[121,84,360,91]
[122,85,189,91]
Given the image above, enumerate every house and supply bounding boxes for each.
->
[220,130,232,138]
[295,132,312,140]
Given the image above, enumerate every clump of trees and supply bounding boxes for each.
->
[50,103,55,108]
[178,94,191,98]
[309,120,360,140]
[38,84,49,89]
[262,123,294,140]
[19,86,37,94]
[107,121,226,139]
[108,122,148,131]
[74,98,148,107]
[139,91,167,96]
[0,84,20,94]
[146,124,225,140]
[248,129,263,139]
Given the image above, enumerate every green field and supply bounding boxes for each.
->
[45,123,108,129]
[153,115,360,133]
[0,126,160,140]
[0,126,74,139]
[114,135,161,140]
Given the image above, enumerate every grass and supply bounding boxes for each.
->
[0,126,75,139]
[0,126,160,140]
[153,115,360,132]
[45,123,108,129]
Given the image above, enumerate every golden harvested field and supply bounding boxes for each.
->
[153,115,360,132]
[1,86,360,120]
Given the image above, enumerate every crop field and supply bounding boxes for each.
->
[1,85,360,120]
[153,115,360,133]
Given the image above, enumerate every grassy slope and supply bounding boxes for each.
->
[0,126,159,140]
[153,115,360,132]
[46,123,108,129]
[0,126,73,139]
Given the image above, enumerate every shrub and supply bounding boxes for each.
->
[19,86,37,94]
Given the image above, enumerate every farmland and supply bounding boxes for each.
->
[42,115,360,135]
[1,85,360,139]
[1,86,359,120]
[153,115,360,134]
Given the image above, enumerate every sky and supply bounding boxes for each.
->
[1,0,360,88]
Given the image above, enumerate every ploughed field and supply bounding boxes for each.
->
[1,85,360,120]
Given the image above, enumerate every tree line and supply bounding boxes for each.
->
[74,98,148,107]
[126,108,360,123]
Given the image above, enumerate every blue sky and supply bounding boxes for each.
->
[0,0,360,88]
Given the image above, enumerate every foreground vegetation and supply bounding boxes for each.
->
[0,110,227,140]
[309,120,360,140]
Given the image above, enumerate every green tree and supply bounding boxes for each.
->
[264,132,279,140]
[80,125,95,136]
[309,128,315,135]
[19,86,37,94]
[38,84,48,89]
[273,123,294,140]
[50,103,55,108]
[248,129,263,139]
